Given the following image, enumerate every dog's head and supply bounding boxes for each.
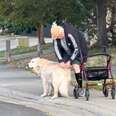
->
[28,58,40,69]
[28,57,41,75]
[28,57,50,75]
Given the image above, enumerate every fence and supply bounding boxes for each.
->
[0,35,52,62]
[0,36,37,62]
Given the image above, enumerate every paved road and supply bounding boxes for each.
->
[0,64,43,95]
[0,101,47,116]
[0,64,116,116]
[0,64,48,116]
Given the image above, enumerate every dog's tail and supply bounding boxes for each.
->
[59,81,69,97]
[59,70,71,97]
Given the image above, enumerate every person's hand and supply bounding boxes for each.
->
[59,61,71,69]
[65,61,71,68]
[59,62,66,68]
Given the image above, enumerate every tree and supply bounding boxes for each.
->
[96,0,107,50]
[0,0,97,53]
[107,0,116,46]
[0,0,54,56]
[49,0,95,28]
[111,3,116,46]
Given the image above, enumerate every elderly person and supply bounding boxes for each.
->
[51,21,85,91]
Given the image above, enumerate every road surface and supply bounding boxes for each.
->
[0,64,116,116]
[0,101,47,116]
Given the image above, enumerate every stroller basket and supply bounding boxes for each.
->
[83,53,111,81]
[86,67,108,81]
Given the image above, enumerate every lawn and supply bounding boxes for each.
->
[0,44,116,66]
[0,43,53,57]
[0,46,37,57]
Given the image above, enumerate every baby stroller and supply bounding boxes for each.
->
[73,53,115,101]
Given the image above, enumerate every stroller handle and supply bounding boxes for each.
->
[87,53,112,64]
[88,53,111,59]
[80,53,111,64]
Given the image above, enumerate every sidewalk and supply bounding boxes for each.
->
[0,64,116,116]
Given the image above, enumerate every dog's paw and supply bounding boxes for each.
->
[51,95,58,99]
[48,92,53,96]
[40,93,47,97]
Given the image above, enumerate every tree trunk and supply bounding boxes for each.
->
[111,4,116,46]
[5,40,12,62]
[96,0,107,51]
[36,24,44,56]
[40,24,45,44]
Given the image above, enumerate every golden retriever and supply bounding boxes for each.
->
[28,57,71,99]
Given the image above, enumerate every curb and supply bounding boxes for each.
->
[0,87,77,116]
[0,87,116,116]
[0,87,39,101]
[0,87,56,116]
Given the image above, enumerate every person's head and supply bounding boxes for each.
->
[51,22,64,40]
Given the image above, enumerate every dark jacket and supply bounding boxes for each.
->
[53,21,82,63]
[53,33,80,63]
[53,22,88,63]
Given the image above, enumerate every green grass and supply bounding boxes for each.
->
[109,47,116,54]
[0,51,5,57]
[88,47,116,55]
[0,47,36,57]
[0,44,116,65]
[11,46,37,55]
[88,47,116,66]
[0,43,53,57]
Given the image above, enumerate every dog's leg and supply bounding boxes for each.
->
[41,78,48,97]
[51,87,58,99]
[51,82,59,99]
[48,83,54,96]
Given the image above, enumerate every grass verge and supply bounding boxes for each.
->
[0,45,116,67]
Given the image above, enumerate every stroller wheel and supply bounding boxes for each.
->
[103,87,109,97]
[111,87,115,99]
[85,89,90,101]
[73,85,79,99]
